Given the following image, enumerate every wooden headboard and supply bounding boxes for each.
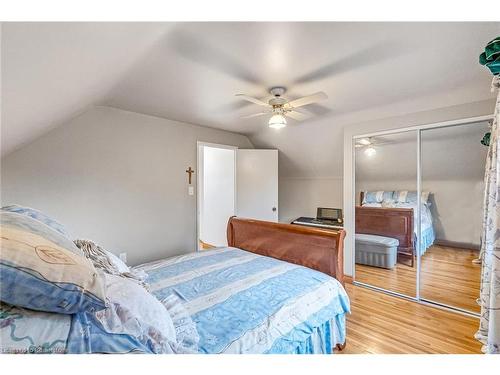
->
[227,216,345,285]
[355,205,415,265]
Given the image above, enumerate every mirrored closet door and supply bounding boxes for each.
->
[354,130,418,298]
[419,121,489,314]
[352,118,490,315]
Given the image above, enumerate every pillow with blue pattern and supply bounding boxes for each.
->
[1,205,69,237]
[363,191,395,204]
[0,211,106,314]
[395,191,430,205]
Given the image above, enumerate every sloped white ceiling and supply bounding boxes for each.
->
[1,23,172,155]
[355,121,490,182]
[2,22,498,178]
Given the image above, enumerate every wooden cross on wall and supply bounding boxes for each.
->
[185,167,195,185]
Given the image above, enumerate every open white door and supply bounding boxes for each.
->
[236,149,278,222]
[197,143,236,249]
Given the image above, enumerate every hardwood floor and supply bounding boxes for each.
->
[341,283,482,354]
[199,240,216,250]
[420,245,481,313]
[355,245,481,313]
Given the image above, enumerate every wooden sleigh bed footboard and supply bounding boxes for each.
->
[355,206,415,266]
[227,216,345,285]
[226,216,347,352]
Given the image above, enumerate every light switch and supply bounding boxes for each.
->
[188,186,194,195]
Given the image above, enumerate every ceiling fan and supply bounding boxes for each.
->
[355,137,394,157]
[236,87,328,129]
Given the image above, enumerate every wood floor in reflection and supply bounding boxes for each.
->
[341,283,482,354]
[355,245,481,313]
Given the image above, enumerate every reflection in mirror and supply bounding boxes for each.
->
[354,131,417,297]
[420,121,488,313]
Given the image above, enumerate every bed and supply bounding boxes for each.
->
[0,210,349,354]
[356,191,436,266]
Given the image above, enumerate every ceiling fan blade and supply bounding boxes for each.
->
[285,110,311,122]
[371,141,394,146]
[357,138,372,146]
[293,42,406,85]
[371,137,395,146]
[235,94,271,107]
[170,30,261,85]
[286,92,328,108]
[240,112,269,119]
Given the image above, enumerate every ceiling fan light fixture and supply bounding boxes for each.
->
[236,87,328,128]
[364,146,377,157]
[358,138,371,145]
[268,114,287,129]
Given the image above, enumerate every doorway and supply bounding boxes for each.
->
[197,142,236,250]
[197,143,279,250]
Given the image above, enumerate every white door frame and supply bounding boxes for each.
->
[196,141,237,251]
[348,114,493,317]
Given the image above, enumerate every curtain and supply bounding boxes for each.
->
[475,75,500,354]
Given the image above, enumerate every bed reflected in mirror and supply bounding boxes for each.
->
[354,131,418,298]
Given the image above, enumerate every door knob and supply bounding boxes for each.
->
[272,207,277,212]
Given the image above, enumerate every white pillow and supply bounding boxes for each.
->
[105,250,130,274]
[105,250,148,281]
[421,191,430,205]
[361,202,382,207]
[95,274,176,353]
[381,200,396,208]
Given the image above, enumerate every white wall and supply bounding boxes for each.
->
[425,180,484,246]
[356,178,484,246]
[1,106,253,266]
[343,99,495,276]
[278,177,343,224]
[199,146,235,247]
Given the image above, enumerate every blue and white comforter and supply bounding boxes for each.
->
[0,248,349,354]
[135,247,350,354]
[0,302,185,354]
[0,302,154,354]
